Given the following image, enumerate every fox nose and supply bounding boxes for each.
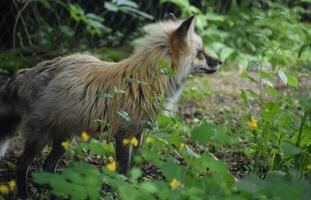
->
[209,59,222,69]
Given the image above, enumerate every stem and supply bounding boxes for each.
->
[12,0,30,48]
[296,111,307,147]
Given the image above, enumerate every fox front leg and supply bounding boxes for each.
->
[114,125,143,175]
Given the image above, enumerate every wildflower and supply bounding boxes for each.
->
[145,136,153,144]
[8,180,16,190]
[0,185,9,194]
[247,118,257,129]
[131,137,139,147]
[81,131,90,142]
[108,156,114,162]
[307,163,311,170]
[122,138,130,146]
[170,178,181,190]
[107,161,116,172]
[61,141,70,149]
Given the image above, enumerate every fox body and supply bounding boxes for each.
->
[0,15,221,197]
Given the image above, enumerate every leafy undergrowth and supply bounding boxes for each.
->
[1,68,310,200]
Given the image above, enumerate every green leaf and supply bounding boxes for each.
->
[201,154,235,183]
[281,142,301,156]
[240,89,249,107]
[117,111,131,121]
[240,72,257,83]
[299,96,311,111]
[236,175,262,194]
[287,74,299,88]
[82,140,114,156]
[114,87,126,94]
[260,71,274,81]
[278,70,288,85]
[156,58,169,69]
[104,2,118,12]
[247,59,260,71]
[140,182,158,194]
[157,114,174,129]
[191,123,232,144]
[129,167,142,183]
[264,86,282,97]
[97,92,112,98]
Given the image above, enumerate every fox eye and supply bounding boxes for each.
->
[196,50,204,60]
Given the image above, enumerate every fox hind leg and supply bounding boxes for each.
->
[42,135,68,172]
[16,130,50,198]
[115,132,133,175]
[115,125,143,175]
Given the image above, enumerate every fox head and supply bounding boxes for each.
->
[135,14,222,83]
[168,14,222,79]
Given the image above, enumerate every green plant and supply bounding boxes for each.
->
[105,0,153,20]
[239,56,311,177]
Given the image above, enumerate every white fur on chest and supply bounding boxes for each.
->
[164,84,184,115]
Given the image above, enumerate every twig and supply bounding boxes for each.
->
[12,0,30,48]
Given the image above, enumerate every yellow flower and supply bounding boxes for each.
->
[145,136,153,144]
[170,178,181,190]
[108,156,114,162]
[61,141,70,149]
[107,161,116,172]
[8,180,16,190]
[0,185,9,194]
[307,163,311,170]
[81,131,90,142]
[131,137,139,147]
[247,118,257,129]
[122,138,130,146]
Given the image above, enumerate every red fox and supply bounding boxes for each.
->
[0,14,221,197]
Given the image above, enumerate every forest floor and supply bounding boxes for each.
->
[0,69,310,199]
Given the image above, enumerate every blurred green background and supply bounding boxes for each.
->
[0,0,310,74]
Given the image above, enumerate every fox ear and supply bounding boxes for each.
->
[175,15,195,39]
[165,13,178,21]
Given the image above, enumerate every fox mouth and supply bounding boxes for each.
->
[199,67,217,74]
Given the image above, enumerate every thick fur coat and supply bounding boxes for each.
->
[0,15,221,197]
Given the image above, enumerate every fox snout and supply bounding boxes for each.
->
[205,53,222,73]
[193,52,222,74]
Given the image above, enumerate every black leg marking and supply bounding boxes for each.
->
[17,134,49,198]
[42,136,67,173]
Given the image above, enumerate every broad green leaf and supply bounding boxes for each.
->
[287,74,299,88]
[236,175,263,194]
[191,123,232,144]
[140,182,158,193]
[292,127,311,147]
[281,142,301,156]
[157,114,174,129]
[201,154,235,183]
[130,167,142,183]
